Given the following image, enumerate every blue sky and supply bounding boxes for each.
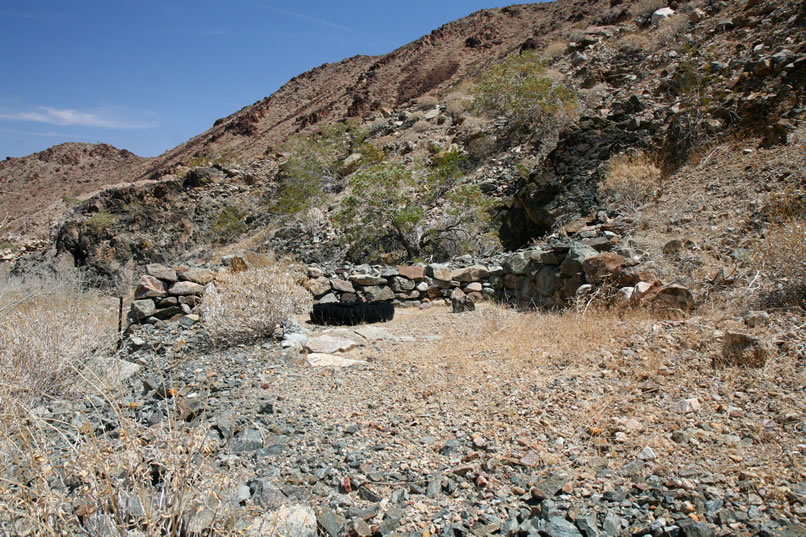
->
[0,1,516,159]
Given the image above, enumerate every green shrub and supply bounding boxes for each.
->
[662,58,735,163]
[211,205,247,242]
[62,194,81,207]
[272,123,383,217]
[472,51,578,137]
[335,153,497,262]
[86,211,116,234]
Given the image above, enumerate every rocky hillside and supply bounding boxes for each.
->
[13,0,797,284]
[0,142,147,242]
[131,1,612,181]
[0,0,666,252]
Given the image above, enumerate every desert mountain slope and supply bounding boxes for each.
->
[131,1,610,180]
[4,0,805,281]
[0,142,147,240]
[1,1,613,247]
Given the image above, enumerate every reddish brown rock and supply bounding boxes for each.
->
[396,265,425,281]
[134,275,167,299]
[716,332,770,368]
[582,252,626,284]
[168,281,205,296]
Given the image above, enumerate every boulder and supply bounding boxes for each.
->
[530,249,563,265]
[560,243,599,276]
[350,274,386,286]
[503,252,530,275]
[534,265,562,297]
[342,153,362,174]
[152,306,182,320]
[451,265,489,282]
[330,279,355,294]
[397,265,426,281]
[178,267,216,285]
[651,7,675,25]
[146,263,177,282]
[363,286,395,302]
[425,286,443,299]
[134,275,167,299]
[649,284,696,313]
[307,266,325,278]
[305,335,357,354]
[743,311,770,328]
[426,263,453,281]
[304,277,331,297]
[583,252,626,284]
[390,276,416,292]
[716,332,770,368]
[617,266,655,287]
[184,167,223,188]
[503,274,523,290]
[613,287,635,307]
[131,299,156,320]
[451,288,475,313]
[168,281,205,296]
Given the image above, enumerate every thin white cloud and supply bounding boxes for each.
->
[0,107,156,129]
[256,4,352,32]
[0,127,89,139]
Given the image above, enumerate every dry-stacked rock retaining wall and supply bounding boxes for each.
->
[128,263,217,326]
[128,236,695,328]
[305,239,694,313]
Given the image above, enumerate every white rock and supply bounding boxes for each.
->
[307,353,367,368]
[355,326,397,342]
[305,335,356,354]
[638,446,657,460]
[248,504,316,537]
[651,7,675,25]
[672,398,701,414]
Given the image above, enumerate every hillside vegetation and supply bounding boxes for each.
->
[0,0,804,535]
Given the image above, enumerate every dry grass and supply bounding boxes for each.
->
[0,272,244,536]
[617,33,652,53]
[200,256,312,345]
[655,14,689,47]
[0,392,242,536]
[543,40,568,60]
[0,272,116,407]
[751,218,806,307]
[408,304,640,411]
[629,0,666,18]
[600,151,661,211]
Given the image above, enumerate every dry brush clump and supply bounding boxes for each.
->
[0,398,243,536]
[0,273,243,536]
[629,0,667,18]
[543,40,568,61]
[752,218,806,307]
[0,272,116,407]
[415,304,635,400]
[599,150,662,211]
[200,257,313,345]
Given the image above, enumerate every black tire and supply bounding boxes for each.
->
[310,301,395,326]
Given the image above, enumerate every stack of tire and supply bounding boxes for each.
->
[310,301,395,326]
